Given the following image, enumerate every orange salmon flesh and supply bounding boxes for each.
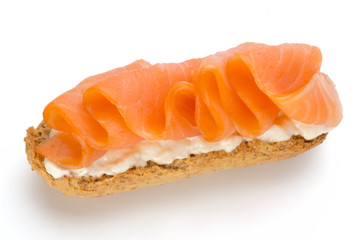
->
[37,43,343,169]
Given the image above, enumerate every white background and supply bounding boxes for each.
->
[1,0,359,239]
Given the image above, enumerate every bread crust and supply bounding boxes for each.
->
[25,122,327,197]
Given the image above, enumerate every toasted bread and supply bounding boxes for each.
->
[25,122,326,197]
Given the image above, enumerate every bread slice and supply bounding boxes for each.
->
[25,121,327,197]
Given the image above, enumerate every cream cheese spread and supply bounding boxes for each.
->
[45,120,331,178]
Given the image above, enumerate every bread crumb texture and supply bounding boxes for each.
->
[25,122,327,197]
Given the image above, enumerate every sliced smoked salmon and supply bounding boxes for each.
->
[37,43,343,169]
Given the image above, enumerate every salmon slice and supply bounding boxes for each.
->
[36,132,106,169]
[270,72,343,127]
[43,59,151,148]
[39,60,151,168]
[37,43,342,169]
[195,43,280,140]
[164,81,201,139]
[246,44,342,127]
[83,59,201,141]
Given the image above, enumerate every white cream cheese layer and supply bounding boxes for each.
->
[45,120,331,178]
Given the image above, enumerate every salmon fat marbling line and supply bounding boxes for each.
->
[37,43,343,169]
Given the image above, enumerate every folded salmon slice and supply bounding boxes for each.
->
[83,59,202,142]
[195,43,280,140]
[38,60,151,168]
[37,43,343,169]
